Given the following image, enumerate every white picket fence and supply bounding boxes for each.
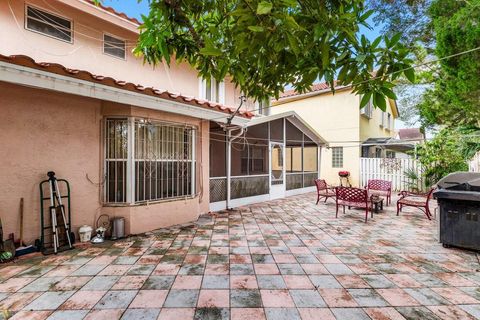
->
[360,157,423,191]
[469,152,480,172]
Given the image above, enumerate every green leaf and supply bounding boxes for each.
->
[381,87,397,100]
[374,92,387,111]
[404,68,415,83]
[199,47,222,56]
[248,26,264,32]
[390,33,402,46]
[257,1,273,15]
[360,92,372,108]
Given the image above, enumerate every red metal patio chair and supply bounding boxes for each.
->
[366,179,392,205]
[335,186,373,223]
[314,179,336,204]
[396,188,436,220]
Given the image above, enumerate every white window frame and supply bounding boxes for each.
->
[360,97,373,119]
[381,111,386,127]
[199,77,225,104]
[387,113,392,130]
[24,4,73,44]
[103,33,127,60]
[103,117,197,205]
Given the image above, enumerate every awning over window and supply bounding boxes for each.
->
[362,137,416,153]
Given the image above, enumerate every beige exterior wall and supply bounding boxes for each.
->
[0,0,251,111]
[0,82,209,243]
[359,100,397,141]
[271,90,397,186]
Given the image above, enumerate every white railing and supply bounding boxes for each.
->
[469,152,480,173]
[360,157,423,191]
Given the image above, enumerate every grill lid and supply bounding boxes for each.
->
[436,172,480,190]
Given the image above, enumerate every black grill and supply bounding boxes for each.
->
[434,172,480,250]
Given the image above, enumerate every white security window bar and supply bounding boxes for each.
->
[25,5,73,43]
[103,34,126,59]
[104,118,196,204]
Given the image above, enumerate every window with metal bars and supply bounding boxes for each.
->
[103,34,126,59]
[25,5,72,43]
[104,118,196,204]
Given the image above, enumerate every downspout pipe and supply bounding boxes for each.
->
[226,126,246,210]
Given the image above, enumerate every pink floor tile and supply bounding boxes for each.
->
[301,264,329,275]
[230,275,258,289]
[84,309,124,320]
[283,275,314,289]
[335,275,370,288]
[254,264,280,275]
[231,308,266,320]
[432,287,480,304]
[260,289,295,307]
[137,255,162,265]
[384,274,423,288]
[434,273,476,287]
[197,289,230,308]
[0,277,34,292]
[316,255,342,264]
[60,290,106,310]
[298,308,336,320]
[0,292,42,311]
[364,307,407,320]
[273,254,297,263]
[318,289,358,307]
[428,305,476,320]
[152,264,180,275]
[158,308,195,320]
[230,254,252,264]
[99,265,130,276]
[129,289,168,308]
[204,264,229,275]
[377,288,421,306]
[9,310,52,320]
[172,275,203,289]
[184,255,207,264]
[111,275,147,290]
[52,276,92,291]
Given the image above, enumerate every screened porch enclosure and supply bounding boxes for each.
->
[209,113,323,210]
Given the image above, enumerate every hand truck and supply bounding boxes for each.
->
[39,172,74,255]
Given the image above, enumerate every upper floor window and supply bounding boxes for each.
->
[360,97,373,119]
[256,98,270,115]
[387,113,392,130]
[200,78,225,104]
[103,34,126,60]
[331,147,344,168]
[25,6,72,43]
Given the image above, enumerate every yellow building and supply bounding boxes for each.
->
[271,83,399,186]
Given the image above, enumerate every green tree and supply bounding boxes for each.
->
[96,0,414,107]
[416,127,480,183]
[418,0,480,128]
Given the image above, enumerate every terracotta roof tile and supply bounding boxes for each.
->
[0,54,253,119]
[398,128,424,140]
[279,81,344,99]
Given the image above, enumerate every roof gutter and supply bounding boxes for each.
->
[0,61,250,126]
[272,86,351,106]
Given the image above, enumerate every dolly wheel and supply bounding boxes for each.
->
[442,243,451,248]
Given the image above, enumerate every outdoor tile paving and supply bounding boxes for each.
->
[1,192,480,319]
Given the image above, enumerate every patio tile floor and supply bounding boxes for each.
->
[1,192,480,319]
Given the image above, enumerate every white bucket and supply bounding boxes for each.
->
[78,225,93,242]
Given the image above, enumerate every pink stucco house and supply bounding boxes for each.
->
[0,0,325,245]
